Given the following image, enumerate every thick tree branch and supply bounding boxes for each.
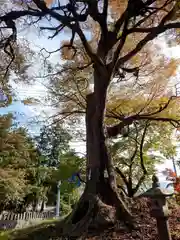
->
[132,122,150,195]
[87,0,108,38]
[132,175,146,195]
[115,167,128,186]
[74,24,104,66]
[63,1,104,65]
[109,16,130,73]
[103,0,108,20]
[127,142,138,195]
[128,22,180,34]
[107,94,179,138]
[128,124,139,174]
[107,115,180,138]
[117,184,128,196]
[114,11,127,36]
[107,117,134,138]
[139,121,149,175]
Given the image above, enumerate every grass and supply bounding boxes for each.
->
[0,217,65,240]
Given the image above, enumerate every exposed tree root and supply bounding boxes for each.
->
[62,178,135,238]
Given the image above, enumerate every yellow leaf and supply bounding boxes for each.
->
[21,98,40,105]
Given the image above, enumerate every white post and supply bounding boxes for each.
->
[56,180,61,218]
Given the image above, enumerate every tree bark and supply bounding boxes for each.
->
[62,66,135,237]
[40,200,45,212]
[32,199,38,212]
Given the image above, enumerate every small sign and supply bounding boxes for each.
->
[68,173,81,187]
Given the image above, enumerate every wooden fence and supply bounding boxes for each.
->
[0,211,55,230]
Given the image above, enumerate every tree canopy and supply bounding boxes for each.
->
[0,1,180,130]
[0,0,180,236]
[111,121,176,197]
[0,113,38,209]
[35,122,72,167]
[0,113,83,213]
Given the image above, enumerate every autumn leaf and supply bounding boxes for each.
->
[45,0,54,6]
[61,41,76,60]
[163,168,180,193]
[22,98,40,105]
[175,184,180,192]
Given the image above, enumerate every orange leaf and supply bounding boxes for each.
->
[170,171,177,178]
[175,183,180,192]
[45,0,54,6]
[166,168,177,178]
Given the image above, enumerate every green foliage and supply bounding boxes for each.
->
[0,113,84,212]
[46,150,85,211]
[0,114,40,208]
[60,188,80,215]
[33,122,84,210]
[57,151,84,181]
[35,122,72,167]
[0,169,27,205]
[110,121,176,196]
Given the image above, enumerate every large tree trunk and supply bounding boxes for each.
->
[62,66,135,237]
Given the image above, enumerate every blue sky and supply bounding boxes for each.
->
[0,10,88,149]
[0,7,92,133]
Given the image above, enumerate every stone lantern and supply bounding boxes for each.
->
[138,175,174,240]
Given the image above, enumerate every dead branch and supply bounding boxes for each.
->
[115,167,128,186]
